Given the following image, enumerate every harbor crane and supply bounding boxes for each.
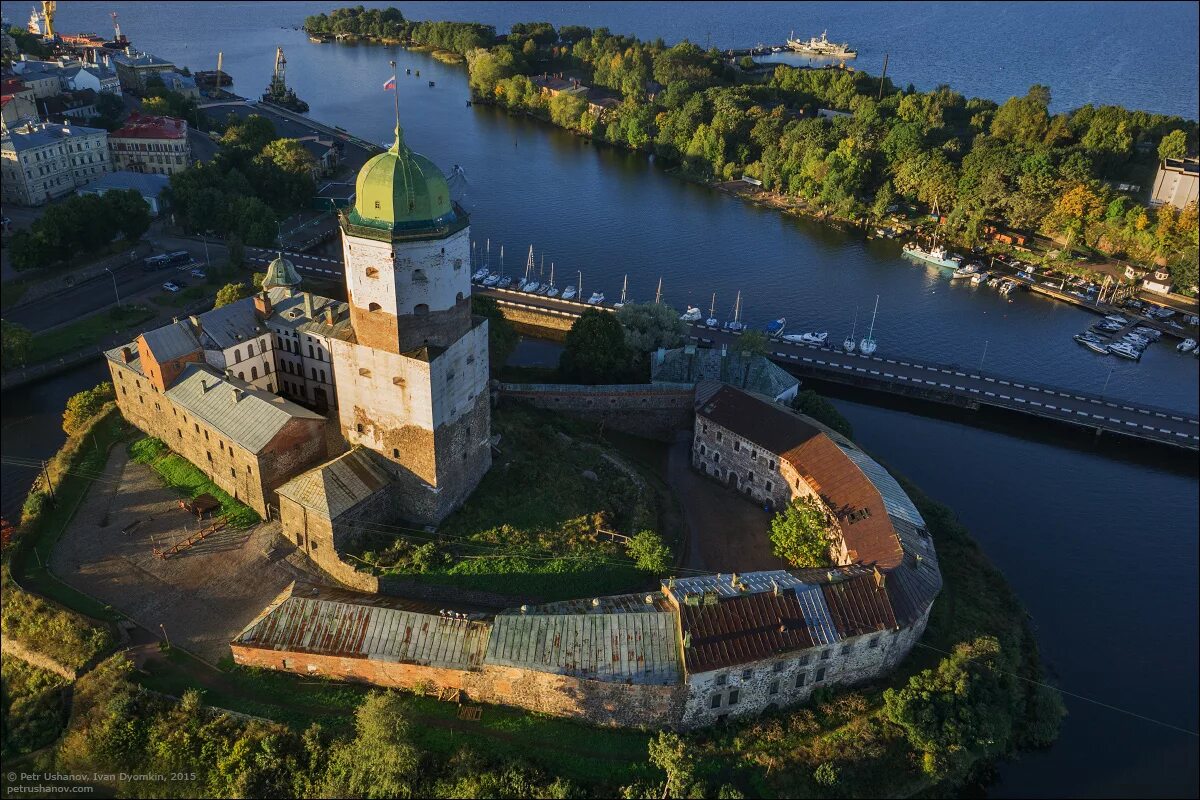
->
[41,1,55,39]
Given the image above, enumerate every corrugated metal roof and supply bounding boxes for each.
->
[486,611,680,684]
[666,570,808,598]
[197,298,266,351]
[835,443,926,529]
[234,582,490,669]
[677,589,823,674]
[276,447,392,521]
[820,573,898,638]
[165,364,321,453]
[139,320,201,363]
[513,591,674,615]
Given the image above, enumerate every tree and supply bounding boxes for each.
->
[228,235,245,269]
[62,382,115,434]
[883,636,1015,779]
[1158,129,1188,161]
[319,691,420,799]
[471,294,518,370]
[769,496,834,567]
[105,189,152,241]
[559,308,630,384]
[791,390,853,439]
[220,115,277,154]
[2,320,33,369]
[647,732,699,798]
[616,302,686,354]
[548,91,587,130]
[214,282,252,308]
[626,530,672,573]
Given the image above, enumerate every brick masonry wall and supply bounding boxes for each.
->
[497,384,695,441]
[230,644,687,729]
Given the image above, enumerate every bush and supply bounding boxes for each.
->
[62,382,115,435]
[626,529,672,573]
[791,390,854,440]
[1,320,33,369]
[0,582,114,671]
[21,491,50,523]
[0,656,69,758]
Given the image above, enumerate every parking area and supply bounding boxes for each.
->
[50,447,326,664]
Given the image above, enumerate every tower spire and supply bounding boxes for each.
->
[388,60,405,152]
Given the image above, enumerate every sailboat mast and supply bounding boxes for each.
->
[540,254,545,278]
[549,262,555,287]
[866,295,879,340]
[851,306,858,338]
[734,290,742,322]
[524,245,533,282]
[500,245,504,275]
[486,238,491,269]
[621,274,628,304]
[709,292,716,317]
[655,277,663,304]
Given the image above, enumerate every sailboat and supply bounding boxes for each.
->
[496,245,512,289]
[705,293,719,328]
[545,263,560,298]
[654,277,663,305]
[563,269,579,301]
[613,274,628,308]
[518,245,533,291]
[860,295,880,355]
[843,307,857,352]
[680,305,703,323]
[725,291,744,333]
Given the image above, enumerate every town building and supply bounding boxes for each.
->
[7,61,63,99]
[1142,269,1173,295]
[38,88,98,122]
[231,385,940,729]
[159,70,200,98]
[107,112,190,176]
[1,121,110,205]
[1150,157,1199,209]
[61,61,121,94]
[78,170,170,215]
[1,78,38,131]
[110,50,178,93]
[531,73,587,98]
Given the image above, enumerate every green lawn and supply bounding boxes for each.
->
[0,280,32,310]
[27,305,157,364]
[128,437,260,527]
[354,405,659,600]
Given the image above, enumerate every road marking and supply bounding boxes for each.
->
[984,377,995,382]
[1092,414,1105,419]
[789,353,798,359]
[1046,404,1056,410]
[884,372,895,378]
[1030,400,1042,406]
[885,359,896,364]
[998,379,1010,385]
[1108,417,1121,423]
[998,394,1010,399]
[954,371,966,376]
[1014,383,1025,388]
[855,367,867,372]
[801,357,813,363]
[1076,410,1089,416]
[1159,428,1172,433]
[925,379,938,385]
[869,370,880,375]
[816,360,827,365]
[985,390,996,397]
[1014,397,1025,403]
[970,388,980,393]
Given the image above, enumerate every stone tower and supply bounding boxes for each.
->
[329,123,491,525]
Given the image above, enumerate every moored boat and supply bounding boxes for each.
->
[680,306,703,323]
[902,241,959,269]
[1178,338,1197,353]
[766,318,787,338]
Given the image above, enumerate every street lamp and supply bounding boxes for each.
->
[1101,365,1115,398]
[201,231,211,269]
[103,267,121,308]
[978,339,988,373]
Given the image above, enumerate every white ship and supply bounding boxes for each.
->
[787,29,857,58]
[902,240,959,270]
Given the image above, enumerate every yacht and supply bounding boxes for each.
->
[472,267,489,282]
[497,275,512,289]
[1108,342,1142,360]
[614,275,629,309]
[544,263,559,297]
[951,263,979,280]
[784,332,828,345]
[680,306,703,323]
[524,281,541,294]
[766,318,787,338]
[561,285,577,301]
[724,291,744,332]
[1082,338,1111,354]
[999,281,1016,296]
[987,276,1001,288]
[786,29,857,58]
[1104,314,1130,325]
[482,273,501,287]
[587,292,605,305]
[860,295,880,355]
[1178,338,1197,353]
[844,308,857,352]
[970,271,990,285]
[902,241,959,269]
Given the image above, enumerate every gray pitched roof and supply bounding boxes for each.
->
[196,298,266,351]
[165,364,322,453]
[139,320,200,362]
[82,170,169,197]
[1,122,107,152]
[276,447,392,521]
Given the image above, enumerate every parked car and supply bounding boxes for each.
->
[190,269,207,279]
[162,282,181,292]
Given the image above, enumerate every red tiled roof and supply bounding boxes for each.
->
[697,385,903,569]
[677,591,818,673]
[112,112,187,140]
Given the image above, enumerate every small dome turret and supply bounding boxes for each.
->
[262,251,302,293]
[347,124,456,234]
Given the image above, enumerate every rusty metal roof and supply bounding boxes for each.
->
[276,447,392,521]
[514,591,674,615]
[820,573,898,638]
[233,582,491,669]
[485,610,681,685]
[677,590,822,674]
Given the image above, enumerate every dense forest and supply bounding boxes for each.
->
[457,23,1199,291]
[303,6,495,55]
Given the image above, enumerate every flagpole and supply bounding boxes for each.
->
[389,59,400,143]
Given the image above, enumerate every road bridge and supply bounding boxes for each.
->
[246,247,1200,452]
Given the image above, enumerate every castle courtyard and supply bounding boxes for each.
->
[50,447,324,664]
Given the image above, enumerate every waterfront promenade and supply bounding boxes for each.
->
[246,246,1199,451]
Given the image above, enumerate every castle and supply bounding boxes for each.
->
[107,119,940,730]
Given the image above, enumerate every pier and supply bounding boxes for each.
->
[246,247,1199,452]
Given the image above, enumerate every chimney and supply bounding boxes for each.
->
[231,387,243,403]
[254,291,273,319]
[324,305,335,326]
[655,346,665,366]
[188,314,202,335]
[120,346,132,363]
[873,566,887,590]
[303,291,314,319]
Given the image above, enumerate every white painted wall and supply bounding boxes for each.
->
[342,226,471,317]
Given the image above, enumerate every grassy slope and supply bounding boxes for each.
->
[26,305,157,363]
[128,437,260,527]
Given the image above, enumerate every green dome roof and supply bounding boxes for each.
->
[348,125,456,233]
[262,252,302,290]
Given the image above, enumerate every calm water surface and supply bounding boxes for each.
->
[13,3,1200,796]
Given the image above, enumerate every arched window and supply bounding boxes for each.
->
[251,366,258,379]
[368,302,382,312]
[247,343,255,357]
[456,291,464,302]
[356,423,364,433]
[414,303,429,315]
[412,269,426,282]
[238,372,244,380]
[234,348,242,363]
